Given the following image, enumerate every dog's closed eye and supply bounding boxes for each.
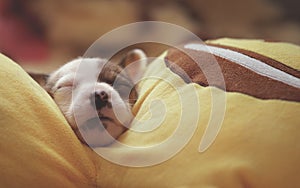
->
[53,74,75,92]
[57,84,72,90]
[53,84,73,94]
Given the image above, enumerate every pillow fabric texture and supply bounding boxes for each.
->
[0,54,97,188]
[0,38,299,188]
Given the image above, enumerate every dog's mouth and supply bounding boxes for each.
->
[99,116,114,122]
[98,111,114,122]
[81,116,114,132]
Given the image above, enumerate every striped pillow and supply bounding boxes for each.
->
[165,38,300,102]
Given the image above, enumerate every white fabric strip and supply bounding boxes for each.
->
[184,43,300,88]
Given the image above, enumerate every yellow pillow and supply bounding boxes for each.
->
[0,54,96,188]
[96,39,300,187]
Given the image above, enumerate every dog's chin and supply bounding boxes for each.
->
[63,97,132,147]
[81,117,108,131]
[76,116,126,147]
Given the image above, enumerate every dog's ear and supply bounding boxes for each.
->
[119,49,147,83]
[27,72,49,88]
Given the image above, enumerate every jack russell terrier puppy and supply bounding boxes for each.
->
[29,49,147,147]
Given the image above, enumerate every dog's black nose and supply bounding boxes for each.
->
[93,91,108,110]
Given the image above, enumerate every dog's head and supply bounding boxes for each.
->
[29,49,147,147]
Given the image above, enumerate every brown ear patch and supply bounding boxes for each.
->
[119,49,146,67]
[28,72,49,87]
[165,44,300,102]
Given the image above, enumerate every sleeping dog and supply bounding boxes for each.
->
[29,49,146,147]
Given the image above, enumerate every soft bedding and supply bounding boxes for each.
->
[0,38,299,188]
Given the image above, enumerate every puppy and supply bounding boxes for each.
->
[29,49,147,147]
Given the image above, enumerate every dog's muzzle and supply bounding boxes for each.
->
[91,91,109,110]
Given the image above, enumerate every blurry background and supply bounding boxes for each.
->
[0,0,299,73]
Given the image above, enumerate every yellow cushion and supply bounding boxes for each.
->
[0,54,96,188]
[95,41,300,187]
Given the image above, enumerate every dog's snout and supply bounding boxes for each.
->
[97,91,108,101]
[92,91,108,110]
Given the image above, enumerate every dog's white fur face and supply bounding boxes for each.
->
[37,49,146,147]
